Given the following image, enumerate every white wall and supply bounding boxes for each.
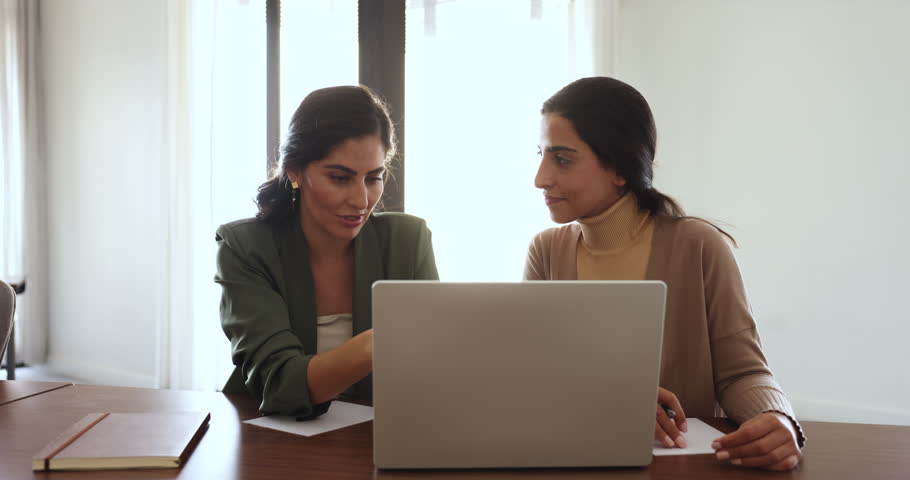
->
[609,0,910,424]
[41,0,167,387]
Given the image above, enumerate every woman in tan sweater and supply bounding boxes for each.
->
[525,77,803,471]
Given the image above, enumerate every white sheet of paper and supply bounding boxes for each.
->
[244,401,374,437]
[652,418,725,456]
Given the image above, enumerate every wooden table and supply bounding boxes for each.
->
[0,380,71,406]
[1,382,908,479]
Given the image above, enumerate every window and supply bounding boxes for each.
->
[405,0,587,280]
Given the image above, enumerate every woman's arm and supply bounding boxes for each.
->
[308,216,439,403]
[306,330,373,404]
[700,227,799,427]
[698,224,804,468]
[216,226,325,417]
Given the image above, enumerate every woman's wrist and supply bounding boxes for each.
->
[763,410,806,448]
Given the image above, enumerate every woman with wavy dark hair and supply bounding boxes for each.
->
[525,77,804,470]
[215,85,438,419]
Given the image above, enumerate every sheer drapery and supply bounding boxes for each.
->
[0,0,48,367]
[158,0,264,391]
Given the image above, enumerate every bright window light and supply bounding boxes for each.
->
[405,0,581,280]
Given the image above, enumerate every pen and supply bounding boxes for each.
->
[661,404,676,419]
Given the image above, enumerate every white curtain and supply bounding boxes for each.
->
[0,0,48,367]
[404,0,604,281]
[158,0,264,391]
[159,0,357,391]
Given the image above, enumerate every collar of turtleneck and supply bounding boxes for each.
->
[577,193,652,253]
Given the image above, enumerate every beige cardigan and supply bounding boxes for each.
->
[525,216,802,437]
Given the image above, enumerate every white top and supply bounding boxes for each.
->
[315,313,353,354]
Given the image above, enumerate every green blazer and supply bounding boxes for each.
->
[215,212,439,418]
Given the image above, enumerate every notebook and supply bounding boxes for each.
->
[32,411,210,471]
[372,281,667,469]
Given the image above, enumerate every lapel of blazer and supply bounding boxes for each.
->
[275,213,384,402]
[276,217,318,354]
[352,216,384,400]
[352,216,385,336]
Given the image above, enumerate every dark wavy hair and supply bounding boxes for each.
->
[255,85,395,223]
[542,77,735,244]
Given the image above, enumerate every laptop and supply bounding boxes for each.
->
[372,280,666,469]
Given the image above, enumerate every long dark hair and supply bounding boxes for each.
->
[255,85,395,223]
[542,77,735,244]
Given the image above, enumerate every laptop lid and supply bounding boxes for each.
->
[372,281,666,469]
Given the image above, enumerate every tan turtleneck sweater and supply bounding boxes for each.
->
[577,193,655,280]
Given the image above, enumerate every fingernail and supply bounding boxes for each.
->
[731,458,742,465]
[681,421,688,433]
[716,450,729,461]
[663,436,674,448]
[675,436,687,448]
[711,441,721,450]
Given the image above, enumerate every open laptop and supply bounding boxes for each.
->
[372,281,666,469]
